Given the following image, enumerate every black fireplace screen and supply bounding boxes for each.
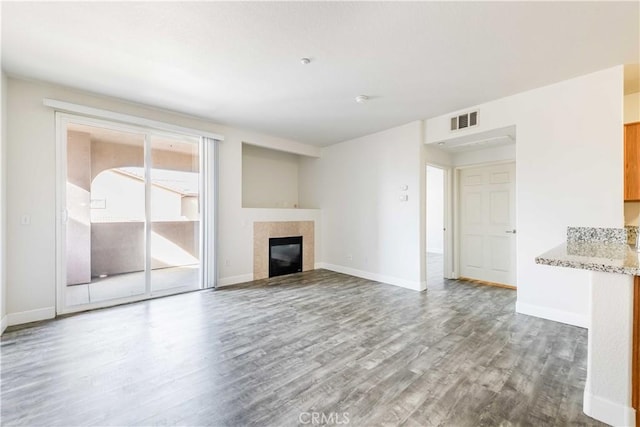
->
[269,236,303,278]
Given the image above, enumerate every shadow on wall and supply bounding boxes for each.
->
[91,222,199,277]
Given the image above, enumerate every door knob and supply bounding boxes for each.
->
[505,229,516,234]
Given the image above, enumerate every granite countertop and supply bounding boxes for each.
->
[536,241,640,276]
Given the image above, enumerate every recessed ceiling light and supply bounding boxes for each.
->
[300,57,311,65]
[355,95,369,104]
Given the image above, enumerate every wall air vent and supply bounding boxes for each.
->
[450,110,479,131]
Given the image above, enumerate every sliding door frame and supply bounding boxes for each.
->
[201,137,217,289]
[55,112,217,315]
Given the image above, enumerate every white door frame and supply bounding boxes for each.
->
[452,159,516,282]
[55,113,217,315]
[426,162,454,280]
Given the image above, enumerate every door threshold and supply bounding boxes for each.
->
[458,276,516,290]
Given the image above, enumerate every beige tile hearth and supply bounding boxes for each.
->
[253,221,314,280]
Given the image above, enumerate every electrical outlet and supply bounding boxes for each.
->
[347,254,353,261]
[224,259,230,267]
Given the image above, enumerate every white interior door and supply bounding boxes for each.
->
[459,162,516,286]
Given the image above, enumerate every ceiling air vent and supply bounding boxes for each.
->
[450,110,479,131]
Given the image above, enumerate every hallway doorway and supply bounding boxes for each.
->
[426,165,447,287]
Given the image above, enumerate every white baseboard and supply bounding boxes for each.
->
[515,301,588,329]
[317,263,425,291]
[1,315,7,334]
[7,306,55,327]
[584,387,635,427]
[217,273,254,287]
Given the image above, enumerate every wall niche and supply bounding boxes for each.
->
[242,143,317,209]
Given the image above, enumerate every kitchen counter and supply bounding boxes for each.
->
[536,225,640,275]
[536,241,640,275]
[534,226,637,426]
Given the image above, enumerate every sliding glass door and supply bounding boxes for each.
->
[59,115,212,312]
[149,135,202,293]
[68,124,147,303]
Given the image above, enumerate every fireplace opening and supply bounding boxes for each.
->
[269,236,302,278]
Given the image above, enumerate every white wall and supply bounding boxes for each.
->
[298,155,322,209]
[426,166,444,253]
[307,121,426,290]
[426,66,624,328]
[242,144,299,208]
[4,77,321,324]
[1,72,7,333]
[624,92,639,124]
[424,144,452,167]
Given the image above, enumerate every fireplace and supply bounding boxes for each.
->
[253,221,313,280]
[269,236,303,278]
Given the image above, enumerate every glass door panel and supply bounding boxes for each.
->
[149,135,202,293]
[65,123,146,306]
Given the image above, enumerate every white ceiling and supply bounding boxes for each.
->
[2,2,638,147]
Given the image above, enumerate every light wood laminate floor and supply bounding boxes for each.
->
[1,269,604,426]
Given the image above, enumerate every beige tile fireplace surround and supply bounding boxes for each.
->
[253,221,314,280]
